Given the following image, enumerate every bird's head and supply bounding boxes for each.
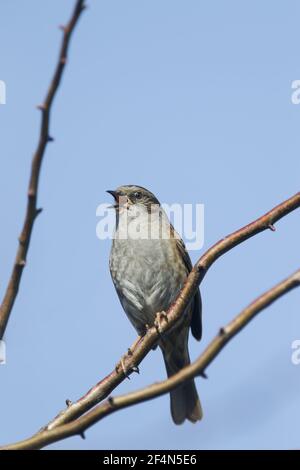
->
[107,185,160,214]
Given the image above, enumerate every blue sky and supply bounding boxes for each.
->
[0,0,299,449]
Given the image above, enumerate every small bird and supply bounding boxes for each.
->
[108,185,203,424]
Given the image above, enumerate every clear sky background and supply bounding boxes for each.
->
[0,0,299,450]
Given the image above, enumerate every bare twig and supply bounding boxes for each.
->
[0,0,86,340]
[3,268,299,450]
[26,192,300,433]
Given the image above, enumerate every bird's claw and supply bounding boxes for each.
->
[115,349,140,379]
[121,358,131,379]
[131,365,140,374]
[115,356,131,379]
[154,311,168,334]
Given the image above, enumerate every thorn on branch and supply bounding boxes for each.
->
[219,326,226,336]
[79,431,85,440]
[108,396,114,407]
[47,135,54,142]
[36,104,46,111]
[197,264,205,274]
[35,208,43,218]
[80,3,88,12]
[65,399,72,407]
[199,370,208,379]
[268,224,276,232]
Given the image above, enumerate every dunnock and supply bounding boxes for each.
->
[108,185,202,424]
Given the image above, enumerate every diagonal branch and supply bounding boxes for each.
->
[3,268,300,450]
[0,0,86,340]
[28,192,300,433]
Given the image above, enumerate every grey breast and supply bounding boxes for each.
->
[110,237,185,331]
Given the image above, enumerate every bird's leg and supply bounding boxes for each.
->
[118,357,131,379]
[115,355,132,379]
[115,335,143,378]
[154,310,169,335]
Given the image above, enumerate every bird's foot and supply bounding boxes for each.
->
[115,355,131,379]
[154,311,168,334]
[115,337,142,378]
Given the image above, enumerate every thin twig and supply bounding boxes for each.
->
[3,268,299,450]
[31,192,300,433]
[0,0,86,340]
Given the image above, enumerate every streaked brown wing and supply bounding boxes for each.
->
[172,227,202,341]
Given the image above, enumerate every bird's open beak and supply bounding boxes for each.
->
[106,190,119,209]
[106,190,118,200]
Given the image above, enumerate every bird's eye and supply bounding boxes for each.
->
[133,191,142,199]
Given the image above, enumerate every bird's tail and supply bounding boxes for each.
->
[161,335,203,425]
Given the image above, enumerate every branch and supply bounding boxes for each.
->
[20,192,300,434]
[0,0,86,340]
[3,268,300,450]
